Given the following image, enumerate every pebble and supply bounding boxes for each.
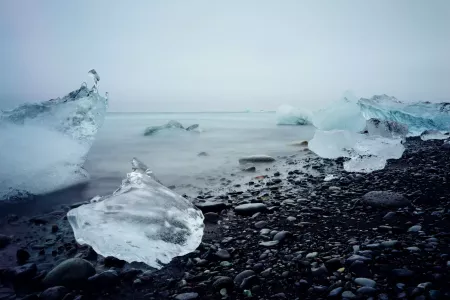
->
[354,277,376,287]
[174,292,199,300]
[357,286,377,296]
[212,276,233,290]
[88,270,119,290]
[328,287,343,297]
[43,258,95,287]
[391,268,414,278]
[39,286,67,300]
[254,221,267,228]
[215,249,231,260]
[234,203,267,215]
[273,231,290,242]
[234,270,255,286]
[259,241,279,247]
[341,290,356,298]
[306,252,318,259]
[408,225,422,232]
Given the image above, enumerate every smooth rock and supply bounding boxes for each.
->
[273,231,290,242]
[391,268,414,278]
[259,241,279,247]
[215,249,231,260]
[195,201,227,213]
[234,270,255,287]
[238,155,275,164]
[174,292,199,300]
[212,276,233,290]
[408,225,422,232]
[203,212,220,224]
[43,258,95,287]
[254,221,268,229]
[39,286,68,300]
[354,278,376,287]
[235,203,267,215]
[329,287,343,297]
[357,286,377,296]
[361,191,409,208]
[88,270,119,290]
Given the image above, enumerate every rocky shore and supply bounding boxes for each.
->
[1,137,449,299]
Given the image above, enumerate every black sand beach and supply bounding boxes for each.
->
[1,137,449,299]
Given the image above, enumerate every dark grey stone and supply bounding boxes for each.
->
[362,191,409,208]
[43,258,95,287]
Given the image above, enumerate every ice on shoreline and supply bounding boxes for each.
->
[67,158,204,269]
[0,71,107,200]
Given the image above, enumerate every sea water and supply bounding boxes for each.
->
[84,112,315,197]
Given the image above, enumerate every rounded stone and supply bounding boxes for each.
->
[43,258,96,287]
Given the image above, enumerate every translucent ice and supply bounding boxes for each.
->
[0,71,107,200]
[309,130,404,173]
[67,158,204,269]
[276,104,312,125]
[359,95,450,134]
[144,120,200,136]
[312,92,366,132]
[366,118,409,138]
[420,130,448,141]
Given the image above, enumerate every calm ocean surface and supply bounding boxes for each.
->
[84,112,315,196]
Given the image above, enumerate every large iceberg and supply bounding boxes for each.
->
[308,92,405,173]
[276,104,312,125]
[67,158,204,269]
[0,71,107,200]
[312,92,366,132]
[358,95,450,134]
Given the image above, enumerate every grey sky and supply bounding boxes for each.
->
[1,0,449,112]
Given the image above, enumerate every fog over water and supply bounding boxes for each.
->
[1,0,449,112]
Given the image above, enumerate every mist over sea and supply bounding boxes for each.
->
[84,112,315,198]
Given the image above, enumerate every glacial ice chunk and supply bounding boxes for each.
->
[67,158,204,269]
[276,104,312,125]
[308,130,357,159]
[144,120,200,136]
[0,72,107,200]
[359,95,450,134]
[366,118,409,138]
[420,130,448,141]
[312,92,366,132]
[309,130,404,173]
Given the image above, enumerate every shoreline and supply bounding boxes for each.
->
[0,137,449,299]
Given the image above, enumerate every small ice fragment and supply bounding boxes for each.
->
[324,175,337,182]
[88,69,100,88]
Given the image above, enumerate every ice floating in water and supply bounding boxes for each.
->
[312,92,366,132]
[359,95,450,134]
[276,104,312,125]
[0,70,107,200]
[309,130,404,173]
[67,158,204,269]
[365,118,409,138]
[144,120,200,136]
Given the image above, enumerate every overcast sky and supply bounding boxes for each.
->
[1,0,449,112]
